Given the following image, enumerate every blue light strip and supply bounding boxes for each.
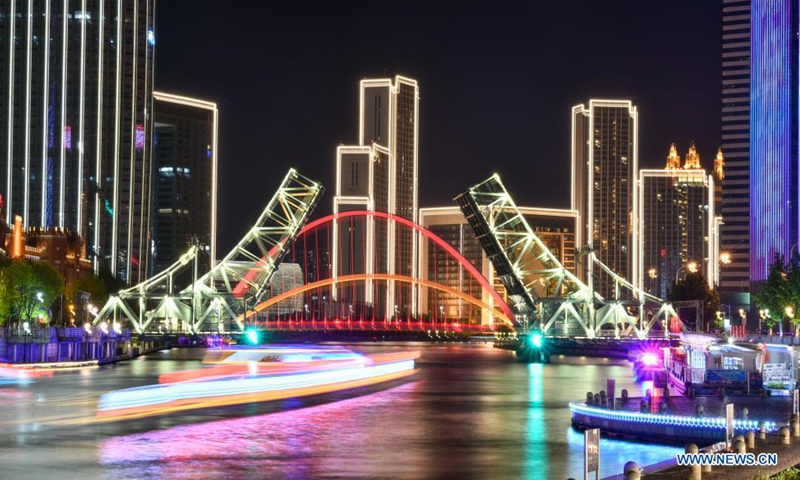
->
[570,401,778,432]
[750,0,796,281]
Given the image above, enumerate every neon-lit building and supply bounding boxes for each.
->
[720,0,751,293]
[332,76,419,320]
[258,263,304,318]
[0,1,156,283]
[417,206,578,325]
[572,100,638,299]
[636,144,718,299]
[151,92,218,280]
[750,0,799,282]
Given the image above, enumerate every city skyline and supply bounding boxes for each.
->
[155,1,722,255]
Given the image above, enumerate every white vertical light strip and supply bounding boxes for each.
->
[22,0,33,228]
[138,0,152,280]
[630,105,639,295]
[636,171,644,294]
[127,0,140,283]
[358,80,365,146]
[586,102,594,300]
[707,174,716,288]
[94,0,105,272]
[5,0,16,225]
[111,0,122,275]
[58,0,67,228]
[40,0,51,227]
[410,79,419,316]
[386,85,396,320]
[77,0,87,235]
[211,105,218,268]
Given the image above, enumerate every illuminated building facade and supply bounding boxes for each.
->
[0,0,156,283]
[332,76,419,319]
[572,100,638,299]
[720,0,752,292]
[1,215,92,302]
[418,206,577,325]
[151,92,218,279]
[637,145,717,299]
[750,0,799,282]
[259,263,304,318]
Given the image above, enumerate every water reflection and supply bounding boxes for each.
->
[100,382,424,479]
[525,363,547,479]
[0,346,683,479]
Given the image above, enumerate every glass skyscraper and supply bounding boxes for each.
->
[572,100,638,300]
[0,0,155,283]
[720,0,751,292]
[637,145,717,300]
[332,75,419,319]
[750,0,799,281]
[151,92,218,279]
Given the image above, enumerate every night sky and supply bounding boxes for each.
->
[156,1,722,254]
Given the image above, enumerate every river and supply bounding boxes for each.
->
[0,343,682,479]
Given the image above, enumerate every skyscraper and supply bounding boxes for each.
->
[332,76,419,319]
[572,100,638,299]
[151,92,218,278]
[720,0,752,292]
[0,1,156,283]
[637,144,717,300]
[750,0,799,282]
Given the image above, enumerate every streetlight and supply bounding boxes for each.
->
[720,252,732,265]
[787,306,796,336]
[648,268,657,279]
[737,308,747,337]
[759,309,771,335]
[687,261,698,273]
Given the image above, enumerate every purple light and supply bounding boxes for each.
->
[640,353,658,367]
[750,0,795,281]
[135,124,145,150]
[63,125,71,150]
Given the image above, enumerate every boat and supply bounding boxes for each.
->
[97,347,419,421]
[662,335,796,396]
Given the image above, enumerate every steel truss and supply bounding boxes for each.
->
[94,169,324,334]
[456,174,678,338]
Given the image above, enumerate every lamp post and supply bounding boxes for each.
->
[787,306,796,337]
[675,261,699,284]
[738,308,747,337]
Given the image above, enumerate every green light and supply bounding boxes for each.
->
[245,328,259,345]
[530,330,543,348]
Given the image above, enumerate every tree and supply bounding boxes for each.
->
[753,253,800,336]
[75,272,109,307]
[4,259,65,325]
[667,271,720,331]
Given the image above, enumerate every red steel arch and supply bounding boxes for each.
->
[296,210,515,323]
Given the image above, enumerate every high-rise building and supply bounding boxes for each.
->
[720,0,751,293]
[0,1,156,283]
[750,0,799,282]
[572,100,638,299]
[418,206,578,326]
[637,145,717,300]
[332,76,419,319]
[151,92,218,278]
